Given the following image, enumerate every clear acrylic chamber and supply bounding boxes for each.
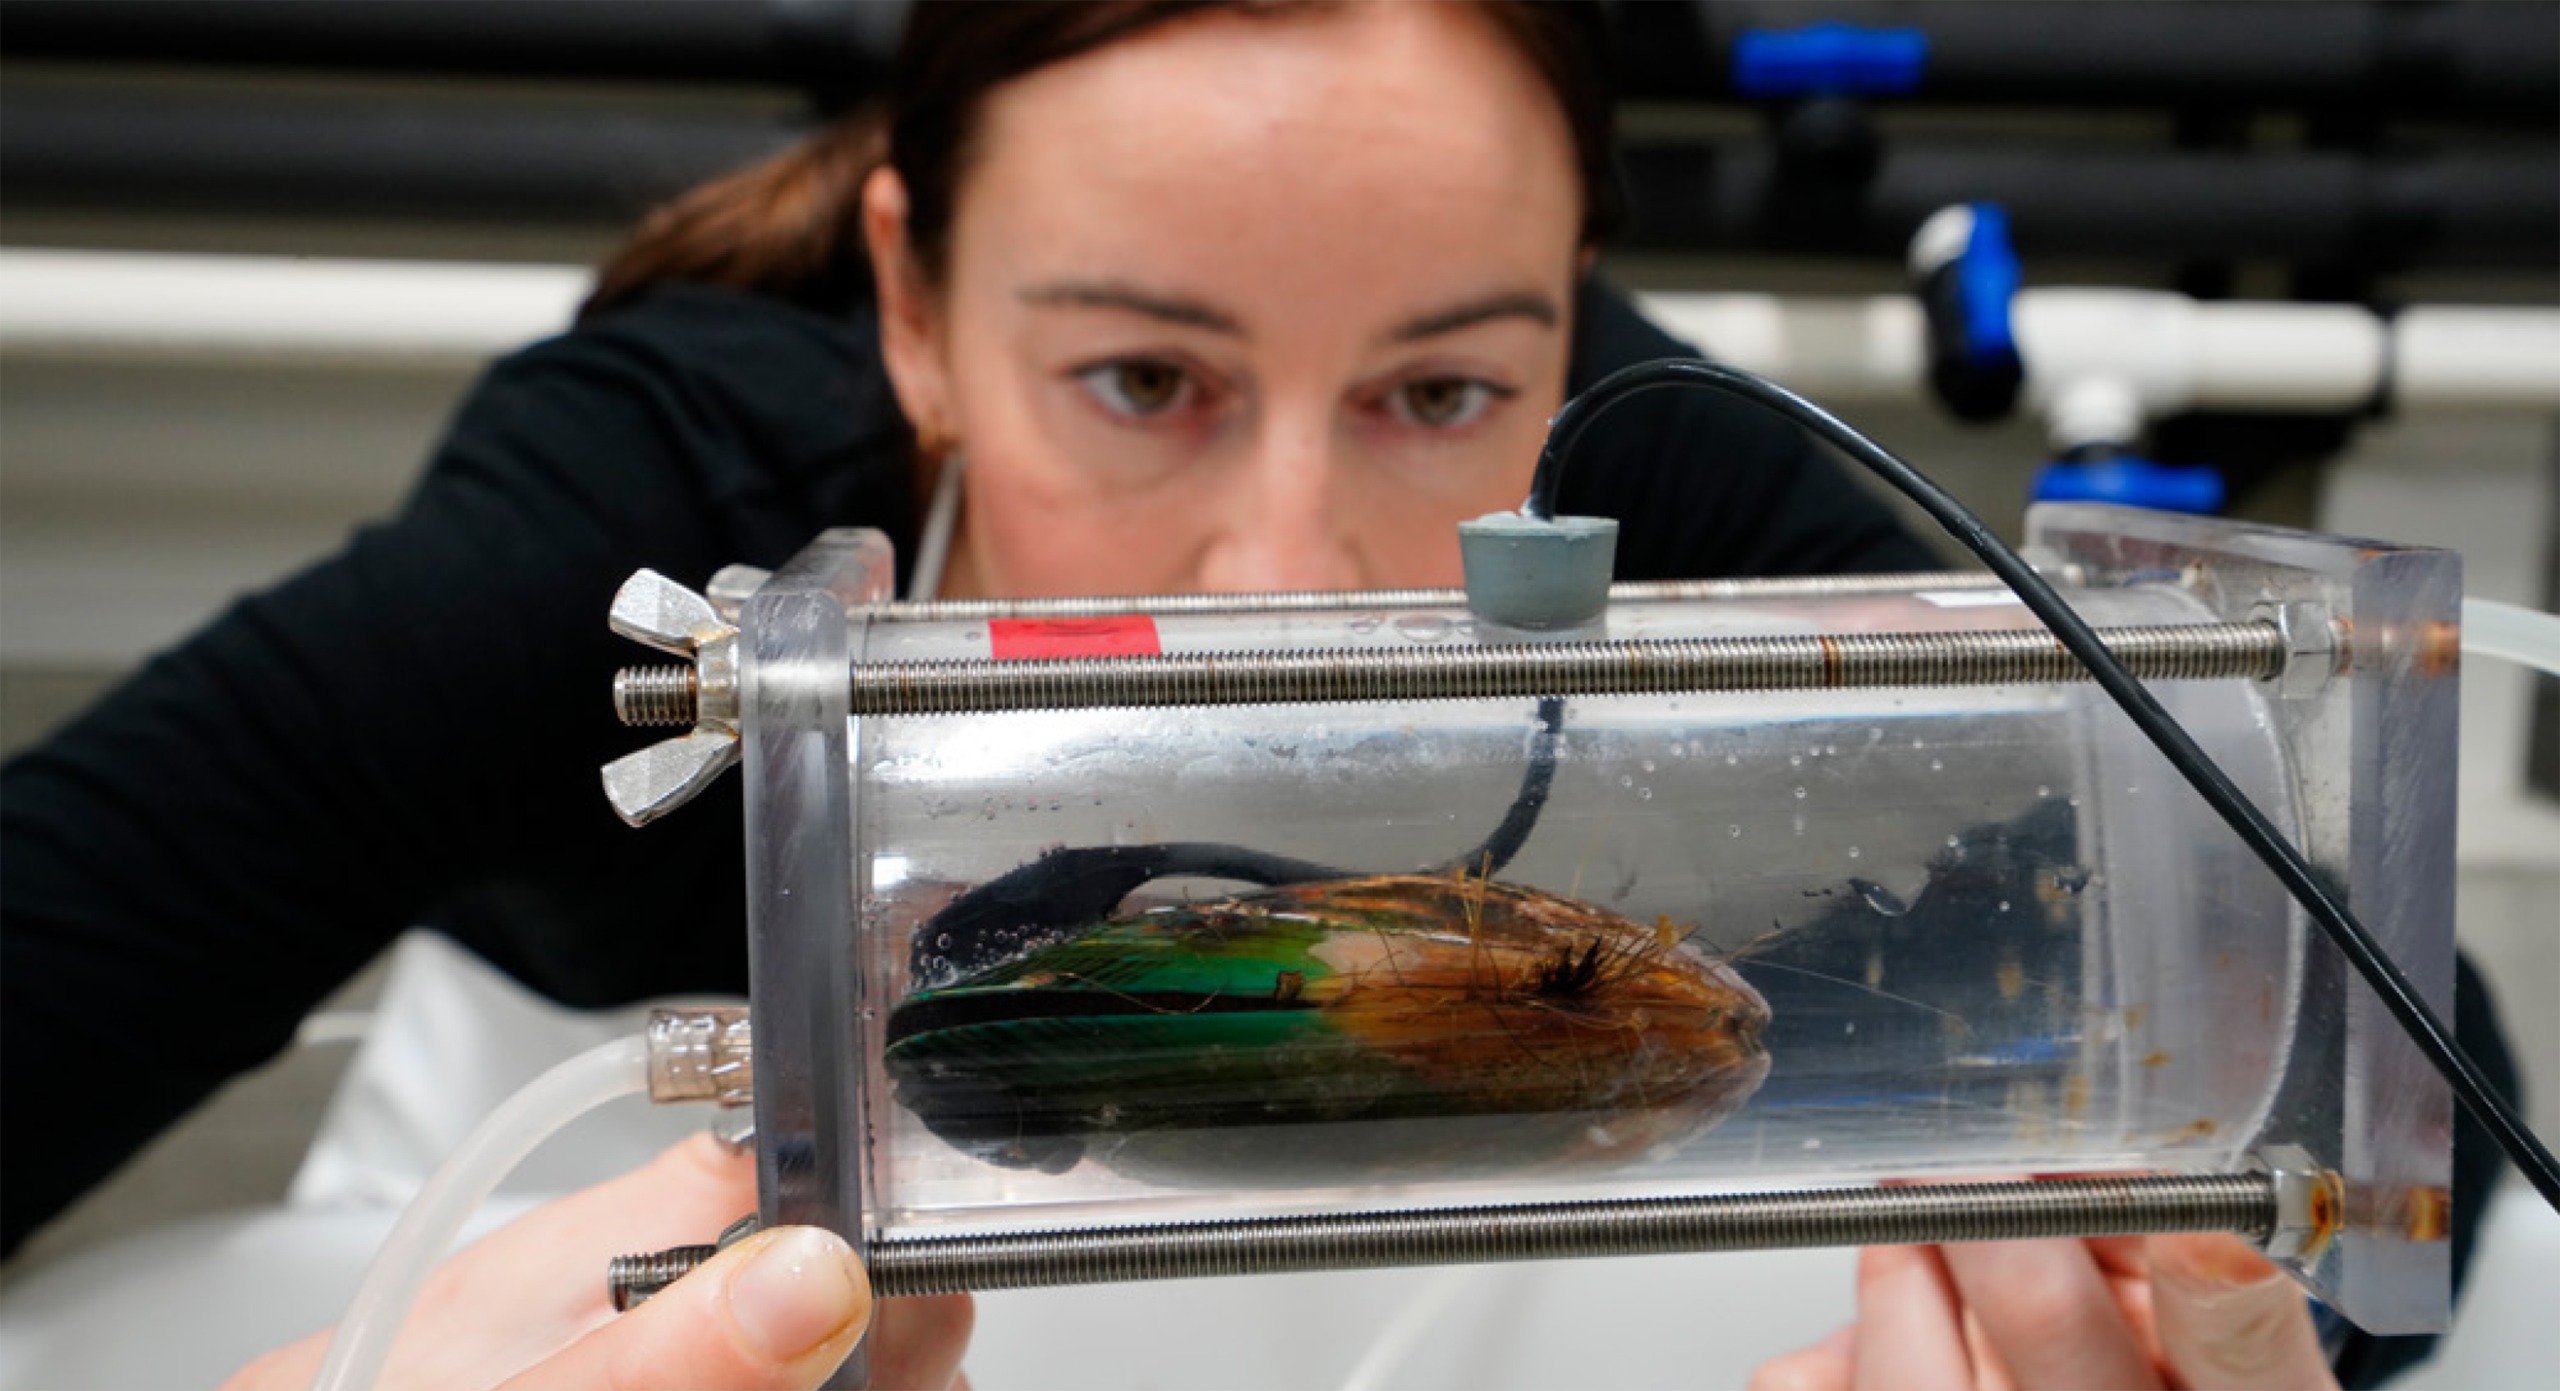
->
[736,505,2456,1337]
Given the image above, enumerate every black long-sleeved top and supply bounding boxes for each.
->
[0,281,1938,1252]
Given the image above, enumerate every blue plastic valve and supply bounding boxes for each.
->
[2032,457,2227,515]
[1733,23,1928,98]
[1953,204,2020,368]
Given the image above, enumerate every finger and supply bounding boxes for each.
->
[867,1292,976,1390]
[2103,1267,2160,1356]
[2085,1235,2152,1280]
[1749,1327,1853,1391]
[1854,1246,1975,1391]
[1941,1238,2161,1390]
[1958,1309,2017,1391]
[2148,1234,2336,1391]
[499,1226,870,1391]
[219,1135,762,1391]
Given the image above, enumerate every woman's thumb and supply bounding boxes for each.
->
[2148,1232,2337,1391]
[500,1226,872,1391]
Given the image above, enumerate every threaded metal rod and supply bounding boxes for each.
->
[614,664,696,726]
[607,1245,718,1310]
[863,1172,2275,1296]
[870,571,2001,622]
[836,621,2287,718]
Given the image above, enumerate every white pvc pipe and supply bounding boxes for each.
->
[1637,293,1926,403]
[4,249,2554,416]
[2395,309,2560,410]
[309,1033,650,1391]
[0,248,586,365]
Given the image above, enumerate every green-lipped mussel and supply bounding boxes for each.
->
[885,872,1772,1183]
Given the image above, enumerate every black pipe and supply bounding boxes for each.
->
[0,90,797,224]
[5,0,2552,126]
[14,86,2546,269]
[0,0,901,100]
[1616,1,2559,125]
[1618,141,2560,268]
[15,85,2539,271]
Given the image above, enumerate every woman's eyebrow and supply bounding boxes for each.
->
[1385,290,1559,343]
[1017,280,1241,334]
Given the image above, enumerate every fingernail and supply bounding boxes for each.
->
[727,1227,870,1362]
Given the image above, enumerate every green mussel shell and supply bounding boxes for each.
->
[885,873,1771,1183]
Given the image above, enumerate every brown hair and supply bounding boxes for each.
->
[583,0,1619,322]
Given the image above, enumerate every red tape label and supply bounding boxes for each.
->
[989,615,1161,660]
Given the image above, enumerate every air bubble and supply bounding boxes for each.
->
[2037,784,2052,798]
[1929,758,1944,773]
[1619,774,1635,788]
[1725,753,1740,767]
[1947,834,1962,849]
[1846,845,1861,860]
[1637,787,1654,801]
[1641,759,1657,774]
[1789,753,1804,768]
[1792,785,1808,799]
[1728,825,1743,838]
[1997,900,2011,913]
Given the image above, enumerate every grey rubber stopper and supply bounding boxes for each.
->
[1457,512,1620,629]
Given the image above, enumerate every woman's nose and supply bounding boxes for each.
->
[1194,418,1359,593]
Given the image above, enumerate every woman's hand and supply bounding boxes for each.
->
[1753,1233,2335,1391]
[223,1134,973,1391]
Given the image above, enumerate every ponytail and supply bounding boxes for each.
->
[581,111,888,323]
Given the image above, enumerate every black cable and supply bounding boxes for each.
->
[1429,696,1565,879]
[918,698,1566,980]
[1531,357,2560,1213]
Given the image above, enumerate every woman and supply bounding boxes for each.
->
[7,2,2353,1387]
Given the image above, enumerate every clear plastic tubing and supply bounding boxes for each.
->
[310,1033,652,1391]
[2464,598,2560,680]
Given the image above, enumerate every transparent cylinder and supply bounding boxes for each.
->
[846,581,2300,1234]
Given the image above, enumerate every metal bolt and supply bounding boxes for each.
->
[602,570,744,827]
[605,1174,2271,1306]
[614,665,697,727]
[862,571,2001,624]
[609,1214,762,1310]
[820,622,2286,719]
[860,1172,2276,1296]
[606,620,2284,727]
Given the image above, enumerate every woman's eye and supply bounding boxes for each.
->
[1387,377,1502,429]
[1076,361,1193,418]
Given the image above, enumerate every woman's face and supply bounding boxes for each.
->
[866,2,1585,598]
